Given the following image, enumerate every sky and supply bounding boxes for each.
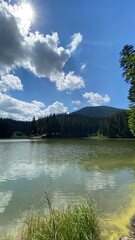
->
[0,0,134,121]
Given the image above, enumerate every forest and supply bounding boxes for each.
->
[0,109,133,138]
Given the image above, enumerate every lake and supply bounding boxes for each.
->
[0,138,135,239]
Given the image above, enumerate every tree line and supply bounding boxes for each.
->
[31,110,133,138]
[31,114,101,137]
[0,110,134,139]
[98,110,133,138]
[0,118,31,138]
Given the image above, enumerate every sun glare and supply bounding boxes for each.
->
[20,3,33,22]
[14,3,34,27]
[13,2,35,35]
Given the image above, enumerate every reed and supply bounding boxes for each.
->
[15,201,101,240]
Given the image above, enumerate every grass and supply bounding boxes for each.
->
[9,201,101,240]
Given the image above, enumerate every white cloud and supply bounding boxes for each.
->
[72,100,81,105]
[23,32,69,78]
[0,92,67,120]
[50,71,85,91]
[0,1,84,91]
[83,92,111,106]
[68,33,83,53]
[0,2,24,74]
[0,74,23,92]
[43,101,68,116]
[80,63,86,71]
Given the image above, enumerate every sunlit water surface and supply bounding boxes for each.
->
[0,138,135,239]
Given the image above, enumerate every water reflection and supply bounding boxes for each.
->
[0,161,69,183]
[0,191,12,213]
[85,171,116,191]
[0,138,135,237]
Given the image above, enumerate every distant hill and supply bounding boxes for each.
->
[71,106,123,118]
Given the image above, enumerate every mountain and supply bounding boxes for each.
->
[71,106,123,118]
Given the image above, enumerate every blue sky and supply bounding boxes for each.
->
[0,0,134,120]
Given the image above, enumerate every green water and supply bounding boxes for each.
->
[0,138,135,238]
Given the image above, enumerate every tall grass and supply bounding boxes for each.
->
[14,201,101,240]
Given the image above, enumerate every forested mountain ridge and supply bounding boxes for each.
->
[71,106,123,118]
[0,107,134,138]
[34,110,133,138]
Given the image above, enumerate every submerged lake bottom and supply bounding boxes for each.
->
[0,138,135,239]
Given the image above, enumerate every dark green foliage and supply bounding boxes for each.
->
[30,117,37,135]
[0,119,12,138]
[99,110,133,138]
[128,107,135,136]
[120,45,135,85]
[120,45,135,135]
[35,111,132,138]
[71,106,123,118]
[0,118,31,138]
[36,113,101,137]
[10,119,31,136]
[0,109,133,139]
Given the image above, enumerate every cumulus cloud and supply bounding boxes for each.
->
[0,2,24,74]
[0,1,84,120]
[0,92,67,120]
[0,1,84,91]
[0,74,23,92]
[23,32,69,78]
[43,101,68,116]
[72,100,81,105]
[80,63,86,71]
[83,92,111,106]
[50,71,85,91]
